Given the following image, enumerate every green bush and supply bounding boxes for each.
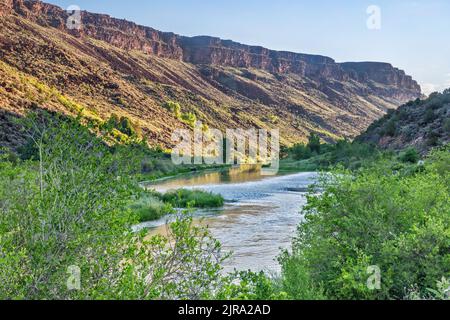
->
[161,189,224,208]
[180,112,197,128]
[383,119,397,137]
[278,253,326,300]
[443,118,450,133]
[164,101,182,119]
[281,149,450,299]
[307,133,321,154]
[283,140,383,172]
[427,131,440,147]
[0,112,227,299]
[119,116,136,137]
[424,108,436,123]
[213,271,288,300]
[399,147,420,163]
[291,143,312,160]
[104,114,137,138]
[129,193,174,222]
[163,101,197,128]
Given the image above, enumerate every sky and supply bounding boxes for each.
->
[46,0,450,95]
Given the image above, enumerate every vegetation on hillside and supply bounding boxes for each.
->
[0,10,421,150]
[278,129,449,300]
[128,193,175,222]
[1,2,448,302]
[160,189,224,209]
[164,101,198,128]
[282,134,384,172]
[358,89,450,152]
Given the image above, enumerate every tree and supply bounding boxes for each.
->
[105,113,120,129]
[292,143,312,160]
[119,116,136,137]
[424,108,436,123]
[384,119,397,137]
[180,112,197,128]
[399,148,420,163]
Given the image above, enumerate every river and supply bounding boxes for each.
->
[138,168,317,273]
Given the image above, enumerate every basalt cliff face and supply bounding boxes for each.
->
[0,0,421,149]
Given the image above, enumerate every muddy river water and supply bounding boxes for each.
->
[138,168,317,273]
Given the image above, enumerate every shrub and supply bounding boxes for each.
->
[164,101,182,119]
[281,150,450,299]
[307,133,321,154]
[427,131,440,147]
[399,147,420,163]
[424,108,436,123]
[57,95,82,113]
[427,145,450,176]
[213,271,288,300]
[129,193,174,222]
[116,97,128,108]
[105,113,120,129]
[0,112,143,299]
[141,158,156,173]
[119,116,136,137]
[444,118,450,133]
[278,253,327,300]
[397,108,409,120]
[104,114,137,138]
[291,143,312,160]
[383,119,397,137]
[161,189,224,208]
[0,112,227,299]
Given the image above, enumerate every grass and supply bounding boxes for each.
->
[128,193,174,222]
[160,189,224,208]
[129,188,224,222]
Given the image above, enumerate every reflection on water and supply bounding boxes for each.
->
[144,165,265,193]
[140,167,317,273]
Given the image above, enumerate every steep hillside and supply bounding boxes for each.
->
[358,89,450,153]
[0,0,421,150]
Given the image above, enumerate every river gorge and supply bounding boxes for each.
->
[137,169,318,273]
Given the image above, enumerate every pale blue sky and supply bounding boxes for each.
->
[46,0,450,94]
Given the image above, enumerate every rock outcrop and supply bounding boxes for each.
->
[341,62,421,97]
[6,0,420,99]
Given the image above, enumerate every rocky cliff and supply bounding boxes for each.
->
[0,0,13,15]
[7,0,420,94]
[0,0,422,148]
